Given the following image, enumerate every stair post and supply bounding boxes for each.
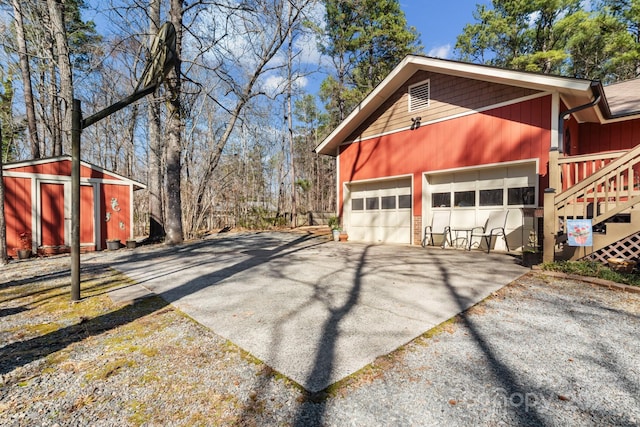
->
[543,188,556,262]
[543,149,560,263]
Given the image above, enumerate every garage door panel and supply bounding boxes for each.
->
[479,168,504,181]
[379,226,407,243]
[426,162,536,251]
[346,178,411,244]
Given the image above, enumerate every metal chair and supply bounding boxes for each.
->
[469,210,510,253]
[422,211,451,248]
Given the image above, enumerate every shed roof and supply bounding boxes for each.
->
[315,55,640,156]
[2,155,147,190]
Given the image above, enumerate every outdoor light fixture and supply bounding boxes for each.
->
[411,116,422,130]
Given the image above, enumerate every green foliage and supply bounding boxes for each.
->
[0,70,20,162]
[64,0,102,71]
[456,0,581,73]
[295,178,312,192]
[541,260,640,287]
[455,0,640,82]
[328,215,340,230]
[318,0,422,127]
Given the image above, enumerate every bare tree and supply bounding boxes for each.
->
[164,0,184,244]
[0,124,6,264]
[46,0,74,155]
[147,0,165,241]
[11,0,40,158]
[184,0,316,235]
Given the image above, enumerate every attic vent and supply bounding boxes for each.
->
[409,80,430,112]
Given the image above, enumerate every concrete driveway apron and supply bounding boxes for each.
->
[106,232,527,392]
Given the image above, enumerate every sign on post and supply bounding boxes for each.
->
[566,219,593,247]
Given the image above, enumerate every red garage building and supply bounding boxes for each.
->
[3,156,145,258]
[316,55,640,262]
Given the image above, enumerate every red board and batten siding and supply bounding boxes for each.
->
[338,95,552,217]
[3,177,32,254]
[81,185,95,244]
[3,156,141,257]
[576,119,640,154]
[100,183,132,249]
[40,183,66,246]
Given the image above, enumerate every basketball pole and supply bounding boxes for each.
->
[71,99,81,302]
[70,86,159,302]
[69,22,175,302]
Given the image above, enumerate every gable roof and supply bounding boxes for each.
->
[2,155,147,190]
[315,55,640,156]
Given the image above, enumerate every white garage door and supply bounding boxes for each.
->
[425,163,537,251]
[346,178,412,244]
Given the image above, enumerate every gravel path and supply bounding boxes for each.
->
[1,248,639,426]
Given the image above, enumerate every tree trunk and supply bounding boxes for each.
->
[49,63,62,156]
[148,0,165,241]
[12,0,40,159]
[164,0,184,245]
[124,104,137,177]
[0,124,6,264]
[47,0,74,154]
[287,27,296,228]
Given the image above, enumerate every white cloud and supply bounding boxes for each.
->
[428,44,451,59]
[262,74,309,97]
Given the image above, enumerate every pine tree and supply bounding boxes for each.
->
[319,0,421,127]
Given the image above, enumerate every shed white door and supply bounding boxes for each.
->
[346,178,412,244]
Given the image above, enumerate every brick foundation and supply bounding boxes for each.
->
[413,216,422,245]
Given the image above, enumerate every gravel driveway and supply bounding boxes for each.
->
[1,233,639,426]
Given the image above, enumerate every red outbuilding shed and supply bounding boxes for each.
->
[3,156,145,258]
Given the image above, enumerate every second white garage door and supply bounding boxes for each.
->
[346,178,412,244]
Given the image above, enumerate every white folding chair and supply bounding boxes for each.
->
[422,211,451,248]
[469,210,510,253]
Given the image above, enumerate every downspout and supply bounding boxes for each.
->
[544,81,604,263]
[557,81,603,154]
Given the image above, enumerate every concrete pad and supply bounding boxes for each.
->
[108,283,153,304]
[104,232,527,392]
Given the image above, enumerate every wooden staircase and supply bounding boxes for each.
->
[549,144,640,262]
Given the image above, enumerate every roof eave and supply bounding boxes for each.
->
[315,55,597,156]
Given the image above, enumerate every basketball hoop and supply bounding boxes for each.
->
[83,21,178,129]
[136,21,177,93]
[71,23,178,301]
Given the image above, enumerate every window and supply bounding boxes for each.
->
[366,197,379,210]
[479,189,503,206]
[432,192,451,208]
[398,194,412,209]
[508,187,535,205]
[408,80,430,112]
[454,191,475,207]
[352,198,364,211]
[381,196,396,210]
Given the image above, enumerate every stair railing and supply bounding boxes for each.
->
[555,143,640,227]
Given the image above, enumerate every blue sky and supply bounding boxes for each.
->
[401,0,491,59]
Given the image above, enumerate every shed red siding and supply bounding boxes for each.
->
[100,183,131,247]
[40,183,66,246]
[4,177,32,255]
[81,185,94,244]
[339,96,552,216]
[3,156,142,257]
